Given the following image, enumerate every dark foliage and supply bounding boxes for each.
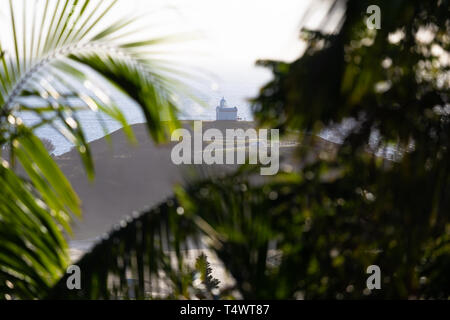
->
[48,0,450,299]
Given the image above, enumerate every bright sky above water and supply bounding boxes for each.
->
[111,0,312,119]
[0,0,312,119]
[123,0,310,64]
[0,0,314,154]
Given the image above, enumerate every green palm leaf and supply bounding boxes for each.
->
[45,0,450,301]
[0,0,193,299]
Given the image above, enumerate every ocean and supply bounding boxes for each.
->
[20,83,257,156]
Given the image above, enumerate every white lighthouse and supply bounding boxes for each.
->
[216,97,238,121]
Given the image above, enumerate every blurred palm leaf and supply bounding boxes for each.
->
[48,198,200,299]
[47,0,450,300]
[47,167,450,300]
[0,0,192,299]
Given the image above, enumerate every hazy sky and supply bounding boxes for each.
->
[113,0,312,119]
[0,0,313,120]
[123,0,310,65]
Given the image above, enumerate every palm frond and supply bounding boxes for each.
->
[47,166,450,299]
[0,132,75,299]
[47,198,201,300]
[0,0,194,299]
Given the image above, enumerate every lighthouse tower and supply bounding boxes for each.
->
[216,97,238,121]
